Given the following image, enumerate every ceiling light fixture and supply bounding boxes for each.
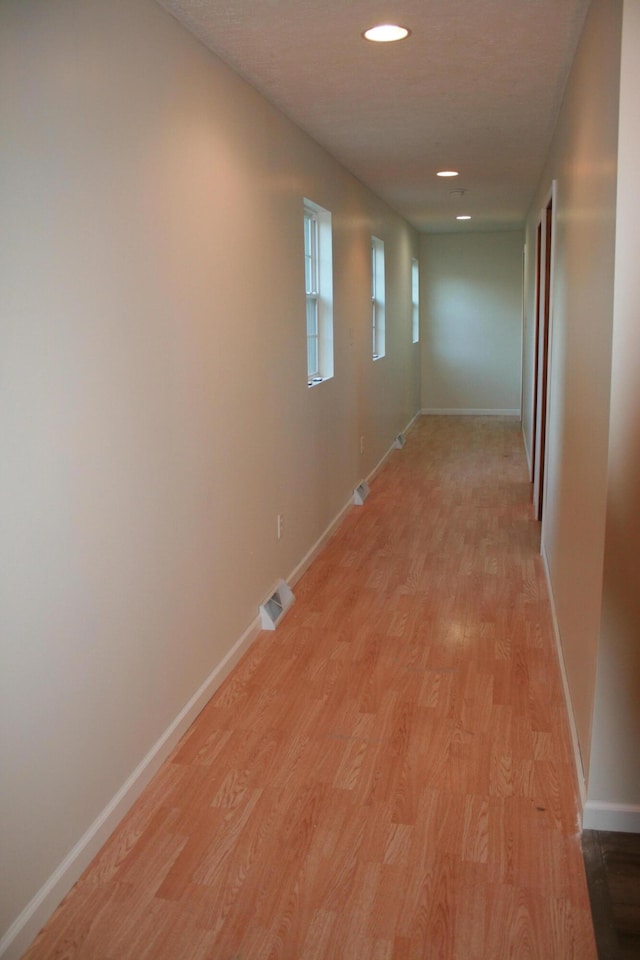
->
[363,24,410,42]
[437,170,459,177]
[456,215,472,221]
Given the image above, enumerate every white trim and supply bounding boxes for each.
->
[404,409,422,433]
[368,444,394,482]
[371,235,386,359]
[541,544,587,813]
[530,211,542,486]
[421,408,520,417]
[303,198,334,384]
[583,802,640,833]
[285,408,421,590]
[522,423,532,474]
[367,431,403,483]
[288,499,352,588]
[0,616,261,960]
[535,180,557,535]
[411,257,420,344]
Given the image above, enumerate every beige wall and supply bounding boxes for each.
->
[522,0,622,787]
[0,0,419,952]
[420,231,523,413]
[586,0,640,826]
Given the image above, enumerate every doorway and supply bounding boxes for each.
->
[532,187,554,522]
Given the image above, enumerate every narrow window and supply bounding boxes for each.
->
[371,236,385,359]
[304,200,333,385]
[304,209,319,377]
[412,257,420,343]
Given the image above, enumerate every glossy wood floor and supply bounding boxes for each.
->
[22,416,597,959]
[583,830,640,959]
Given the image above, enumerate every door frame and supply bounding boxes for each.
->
[532,181,556,526]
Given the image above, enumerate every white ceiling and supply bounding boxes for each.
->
[157,0,590,233]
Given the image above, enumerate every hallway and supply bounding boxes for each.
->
[22,416,596,959]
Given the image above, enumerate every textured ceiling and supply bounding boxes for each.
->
[157,0,590,233]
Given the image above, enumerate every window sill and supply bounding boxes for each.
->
[307,375,334,388]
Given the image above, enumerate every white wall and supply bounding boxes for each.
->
[0,0,420,953]
[420,231,523,414]
[586,0,640,830]
[522,0,622,789]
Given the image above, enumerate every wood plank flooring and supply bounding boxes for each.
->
[22,416,597,959]
[583,830,640,959]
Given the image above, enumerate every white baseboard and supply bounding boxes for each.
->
[421,407,521,417]
[404,409,422,434]
[540,550,640,837]
[367,440,397,484]
[540,544,588,815]
[346,412,418,495]
[366,410,421,483]
[0,615,262,960]
[289,409,420,588]
[583,802,640,833]
[522,424,532,474]
[288,500,352,588]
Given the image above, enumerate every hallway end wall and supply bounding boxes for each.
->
[420,231,523,415]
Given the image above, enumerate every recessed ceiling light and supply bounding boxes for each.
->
[437,170,459,177]
[363,24,410,42]
[456,215,472,221]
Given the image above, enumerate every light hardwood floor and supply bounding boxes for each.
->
[22,416,597,959]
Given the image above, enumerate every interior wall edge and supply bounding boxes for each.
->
[521,0,623,811]
[541,544,588,814]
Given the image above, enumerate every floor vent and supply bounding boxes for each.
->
[353,480,370,505]
[394,432,406,449]
[259,579,295,630]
